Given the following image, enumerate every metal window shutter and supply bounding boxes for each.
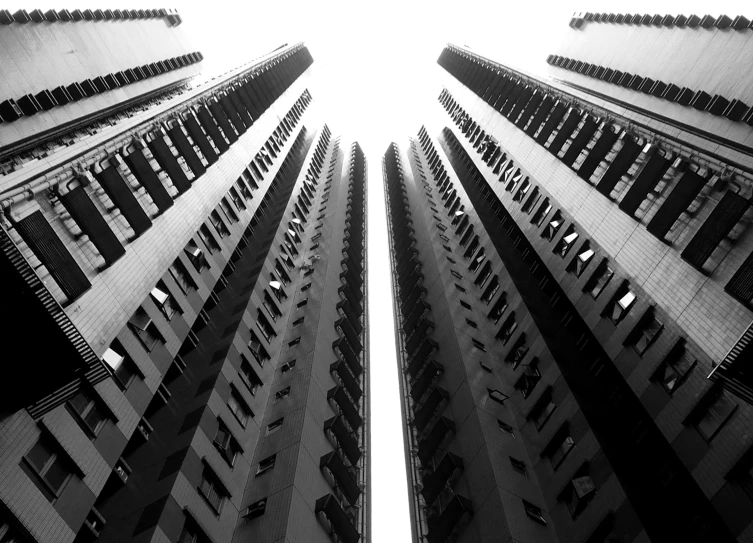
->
[516,91,544,129]
[209,101,238,144]
[15,211,91,300]
[577,129,619,181]
[219,94,246,134]
[525,95,554,137]
[148,137,192,193]
[123,150,174,213]
[596,139,642,197]
[183,114,218,164]
[647,170,708,239]
[548,111,584,156]
[562,117,598,166]
[168,126,206,177]
[197,106,229,154]
[59,186,125,266]
[535,102,567,145]
[95,165,152,237]
[618,154,672,216]
[726,249,753,302]
[228,88,253,127]
[682,190,750,268]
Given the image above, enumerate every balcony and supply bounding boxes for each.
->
[412,387,449,433]
[320,451,361,505]
[426,491,473,543]
[405,318,435,357]
[337,299,363,325]
[336,317,363,353]
[330,360,362,402]
[403,301,431,337]
[315,494,360,543]
[410,360,443,403]
[333,337,362,376]
[418,416,455,465]
[407,338,439,378]
[401,285,427,315]
[422,452,464,505]
[339,281,363,304]
[324,416,361,465]
[328,386,362,430]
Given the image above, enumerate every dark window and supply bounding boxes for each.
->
[548,431,575,470]
[562,474,597,518]
[199,224,220,253]
[256,454,276,475]
[515,365,541,399]
[531,394,556,430]
[274,387,291,402]
[632,313,664,356]
[498,313,517,344]
[227,388,252,427]
[489,294,508,323]
[184,240,208,272]
[587,260,613,299]
[572,244,594,277]
[239,356,262,395]
[267,418,284,435]
[256,312,276,342]
[128,307,164,352]
[542,211,563,241]
[198,467,225,514]
[178,522,209,543]
[68,389,109,437]
[151,282,180,321]
[102,342,140,389]
[523,500,547,525]
[695,389,737,442]
[23,436,75,501]
[510,457,528,477]
[466,318,478,329]
[488,389,508,404]
[472,339,486,352]
[498,420,515,437]
[248,332,270,366]
[654,342,696,394]
[607,285,636,324]
[169,258,197,293]
[214,422,241,466]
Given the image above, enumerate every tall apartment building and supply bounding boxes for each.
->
[0,10,369,543]
[386,12,753,543]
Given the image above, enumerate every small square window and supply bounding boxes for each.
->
[256,454,276,475]
[466,318,478,329]
[288,337,301,348]
[266,418,284,435]
[488,389,508,404]
[472,339,486,352]
[274,387,291,402]
[498,420,515,437]
[510,457,528,477]
[480,361,493,373]
[523,500,547,525]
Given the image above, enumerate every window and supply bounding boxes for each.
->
[243,498,267,520]
[531,394,556,430]
[695,389,737,442]
[488,295,508,324]
[587,261,614,299]
[654,343,696,394]
[178,522,208,543]
[460,300,471,310]
[281,360,296,373]
[488,389,508,404]
[542,212,563,241]
[510,457,528,477]
[199,224,220,253]
[256,454,276,475]
[256,312,276,342]
[466,318,478,329]
[498,313,518,344]
[68,389,108,437]
[451,270,463,279]
[297,299,308,308]
[239,356,262,395]
[128,307,164,352]
[102,342,140,389]
[608,286,636,324]
[151,282,180,321]
[293,317,304,326]
[184,241,208,273]
[198,467,226,514]
[572,245,594,277]
[480,361,493,373]
[549,432,575,470]
[498,420,515,438]
[472,339,486,352]
[474,261,492,287]
[455,283,466,293]
[263,291,282,322]
[214,422,241,466]
[532,198,552,227]
[209,211,230,238]
[515,365,541,399]
[169,258,197,293]
[632,313,664,356]
[267,418,284,435]
[523,500,547,525]
[288,337,301,347]
[274,387,291,402]
[301,283,311,292]
[562,470,597,519]
[227,388,252,427]
[248,332,270,366]
[23,436,75,501]
[556,230,579,258]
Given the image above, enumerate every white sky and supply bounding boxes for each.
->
[11,0,751,540]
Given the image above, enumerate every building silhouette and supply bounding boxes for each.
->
[385,12,753,543]
[0,9,368,543]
